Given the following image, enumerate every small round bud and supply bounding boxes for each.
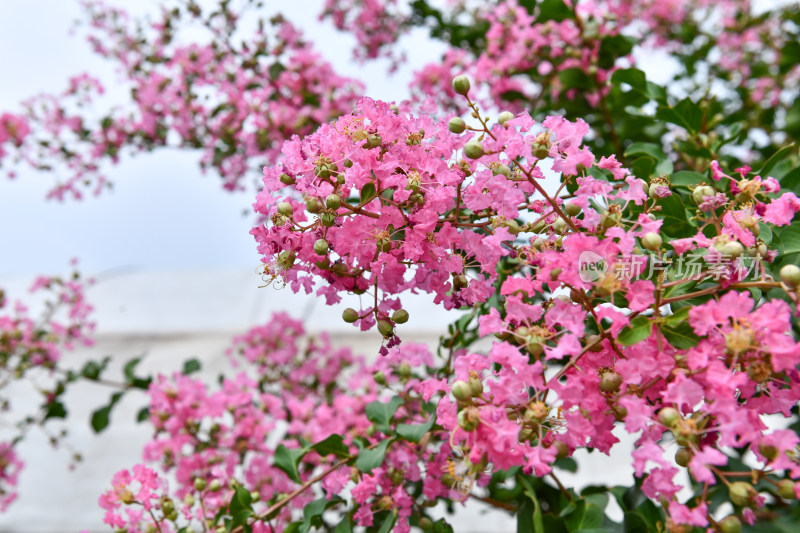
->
[377,319,394,338]
[780,264,800,287]
[564,202,581,217]
[728,481,754,506]
[748,243,768,258]
[718,515,742,533]
[658,407,681,428]
[452,75,471,96]
[778,479,796,500]
[457,406,480,431]
[675,447,691,467]
[451,380,472,402]
[320,212,336,227]
[553,440,570,459]
[313,238,329,255]
[277,202,293,217]
[552,217,568,235]
[469,375,483,397]
[250,491,260,503]
[342,308,359,323]
[392,309,409,324]
[492,164,511,178]
[366,134,382,149]
[759,443,779,462]
[208,479,222,493]
[463,140,484,159]
[343,159,353,168]
[722,241,744,258]
[194,478,207,491]
[642,232,662,251]
[306,197,323,214]
[325,193,342,210]
[599,371,623,393]
[279,173,295,185]
[419,517,433,532]
[497,111,514,126]
[397,362,411,378]
[692,185,714,204]
[365,424,376,437]
[448,117,466,134]
[373,371,387,385]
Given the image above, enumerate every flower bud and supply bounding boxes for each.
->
[209,479,222,493]
[564,202,581,216]
[343,159,353,168]
[277,202,293,217]
[449,117,466,134]
[313,238,329,255]
[552,217,568,235]
[391,309,409,324]
[342,308,359,323]
[642,232,662,251]
[419,517,433,532]
[469,375,483,397]
[306,197,323,213]
[778,479,796,500]
[458,406,480,431]
[397,362,411,378]
[373,371,387,386]
[675,447,691,467]
[658,407,681,428]
[326,193,342,210]
[377,319,394,338]
[279,173,295,185]
[463,140,484,159]
[366,134,382,149]
[451,75,471,95]
[692,185,714,204]
[722,241,744,258]
[759,443,779,462]
[320,212,336,227]
[728,481,755,506]
[718,515,742,533]
[780,264,800,287]
[498,111,514,126]
[194,477,207,491]
[599,371,623,393]
[451,380,472,402]
[553,440,570,459]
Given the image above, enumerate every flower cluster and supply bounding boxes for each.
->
[3,0,362,200]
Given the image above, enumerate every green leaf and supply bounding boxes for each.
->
[535,0,571,22]
[360,183,376,204]
[669,170,706,188]
[759,143,796,179]
[136,407,150,423]
[91,392,124,433]
[656,98,703,135]
[396,415,436,443]
[777,221,800,256]
[519,477,545,533]
[228,486,254,532]
[123,357,152,389]
[617,316,652,346]
[376,513,397,533]
[365,396,404,431]
[182,358,201,375]
[310,434,350,459]
[624,142,666,161]
[80,356,111,380]
[658,193,696,238]
[598,34,635,69]
[355,439,391,473]
[611,68,646,92]
[44,400,67,420]
[431,519,454,533]
[274,444,307,483]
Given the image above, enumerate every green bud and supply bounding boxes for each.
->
[552,217,568,235]
[448,117,466,134]
[377,319,394,338]
[553,440,570,459]
[279,173,295,185]
[306,197,323,213]
[277,202,293,217]
[780,264,800,287]
[692,185,715,204]
[392,309,409,324]
[675,447,691,467]
[451,380,472,402]
[469,375,483,397]
[419,517,434,531]
[194,478,207,491]
[250,491,260,503]
[343,159,353,168]
[722,241,744,258]
[457,406,480,431]
[658,407,681,428]
[313,238,329,255]
[778,479,796,500]
[728,481,754,506]
[564,202,581,217]
[492,164,512,178]
[642,232,662,251]
[342,308,359,323]
[599,371,623,393]
[451,75,471,96]
[718,515,742,533]
[463,140,484,159]
[397,362,411,378]
[326,193,342,210]
[320,212,336,227]
[373,371,387,385]
[497,111,514,126]
[209,479,222,493]
[366,134,382,149]
[366,424,376,437]
[759,443,779,461]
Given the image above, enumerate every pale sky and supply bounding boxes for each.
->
[0,0,444,278]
